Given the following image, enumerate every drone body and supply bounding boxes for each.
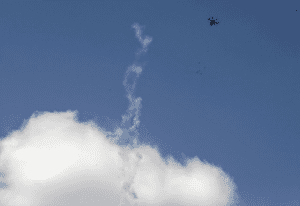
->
[208,17,219,26]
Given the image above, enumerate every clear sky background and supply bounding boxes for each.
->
[0,1,299,206]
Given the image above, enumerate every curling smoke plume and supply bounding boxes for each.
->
[0,23,240,206]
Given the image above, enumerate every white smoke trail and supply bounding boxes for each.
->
[0,23,240,206]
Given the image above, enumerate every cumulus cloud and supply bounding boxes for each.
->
[0,23,240,206]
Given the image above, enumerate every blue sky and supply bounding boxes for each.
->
[0,1,299,205]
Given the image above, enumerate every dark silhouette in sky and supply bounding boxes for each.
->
[208,17,219,26]
[196,70,202,75]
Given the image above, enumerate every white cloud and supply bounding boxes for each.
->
[0,23,240,206]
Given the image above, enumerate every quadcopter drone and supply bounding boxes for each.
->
[208,17,219,26]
